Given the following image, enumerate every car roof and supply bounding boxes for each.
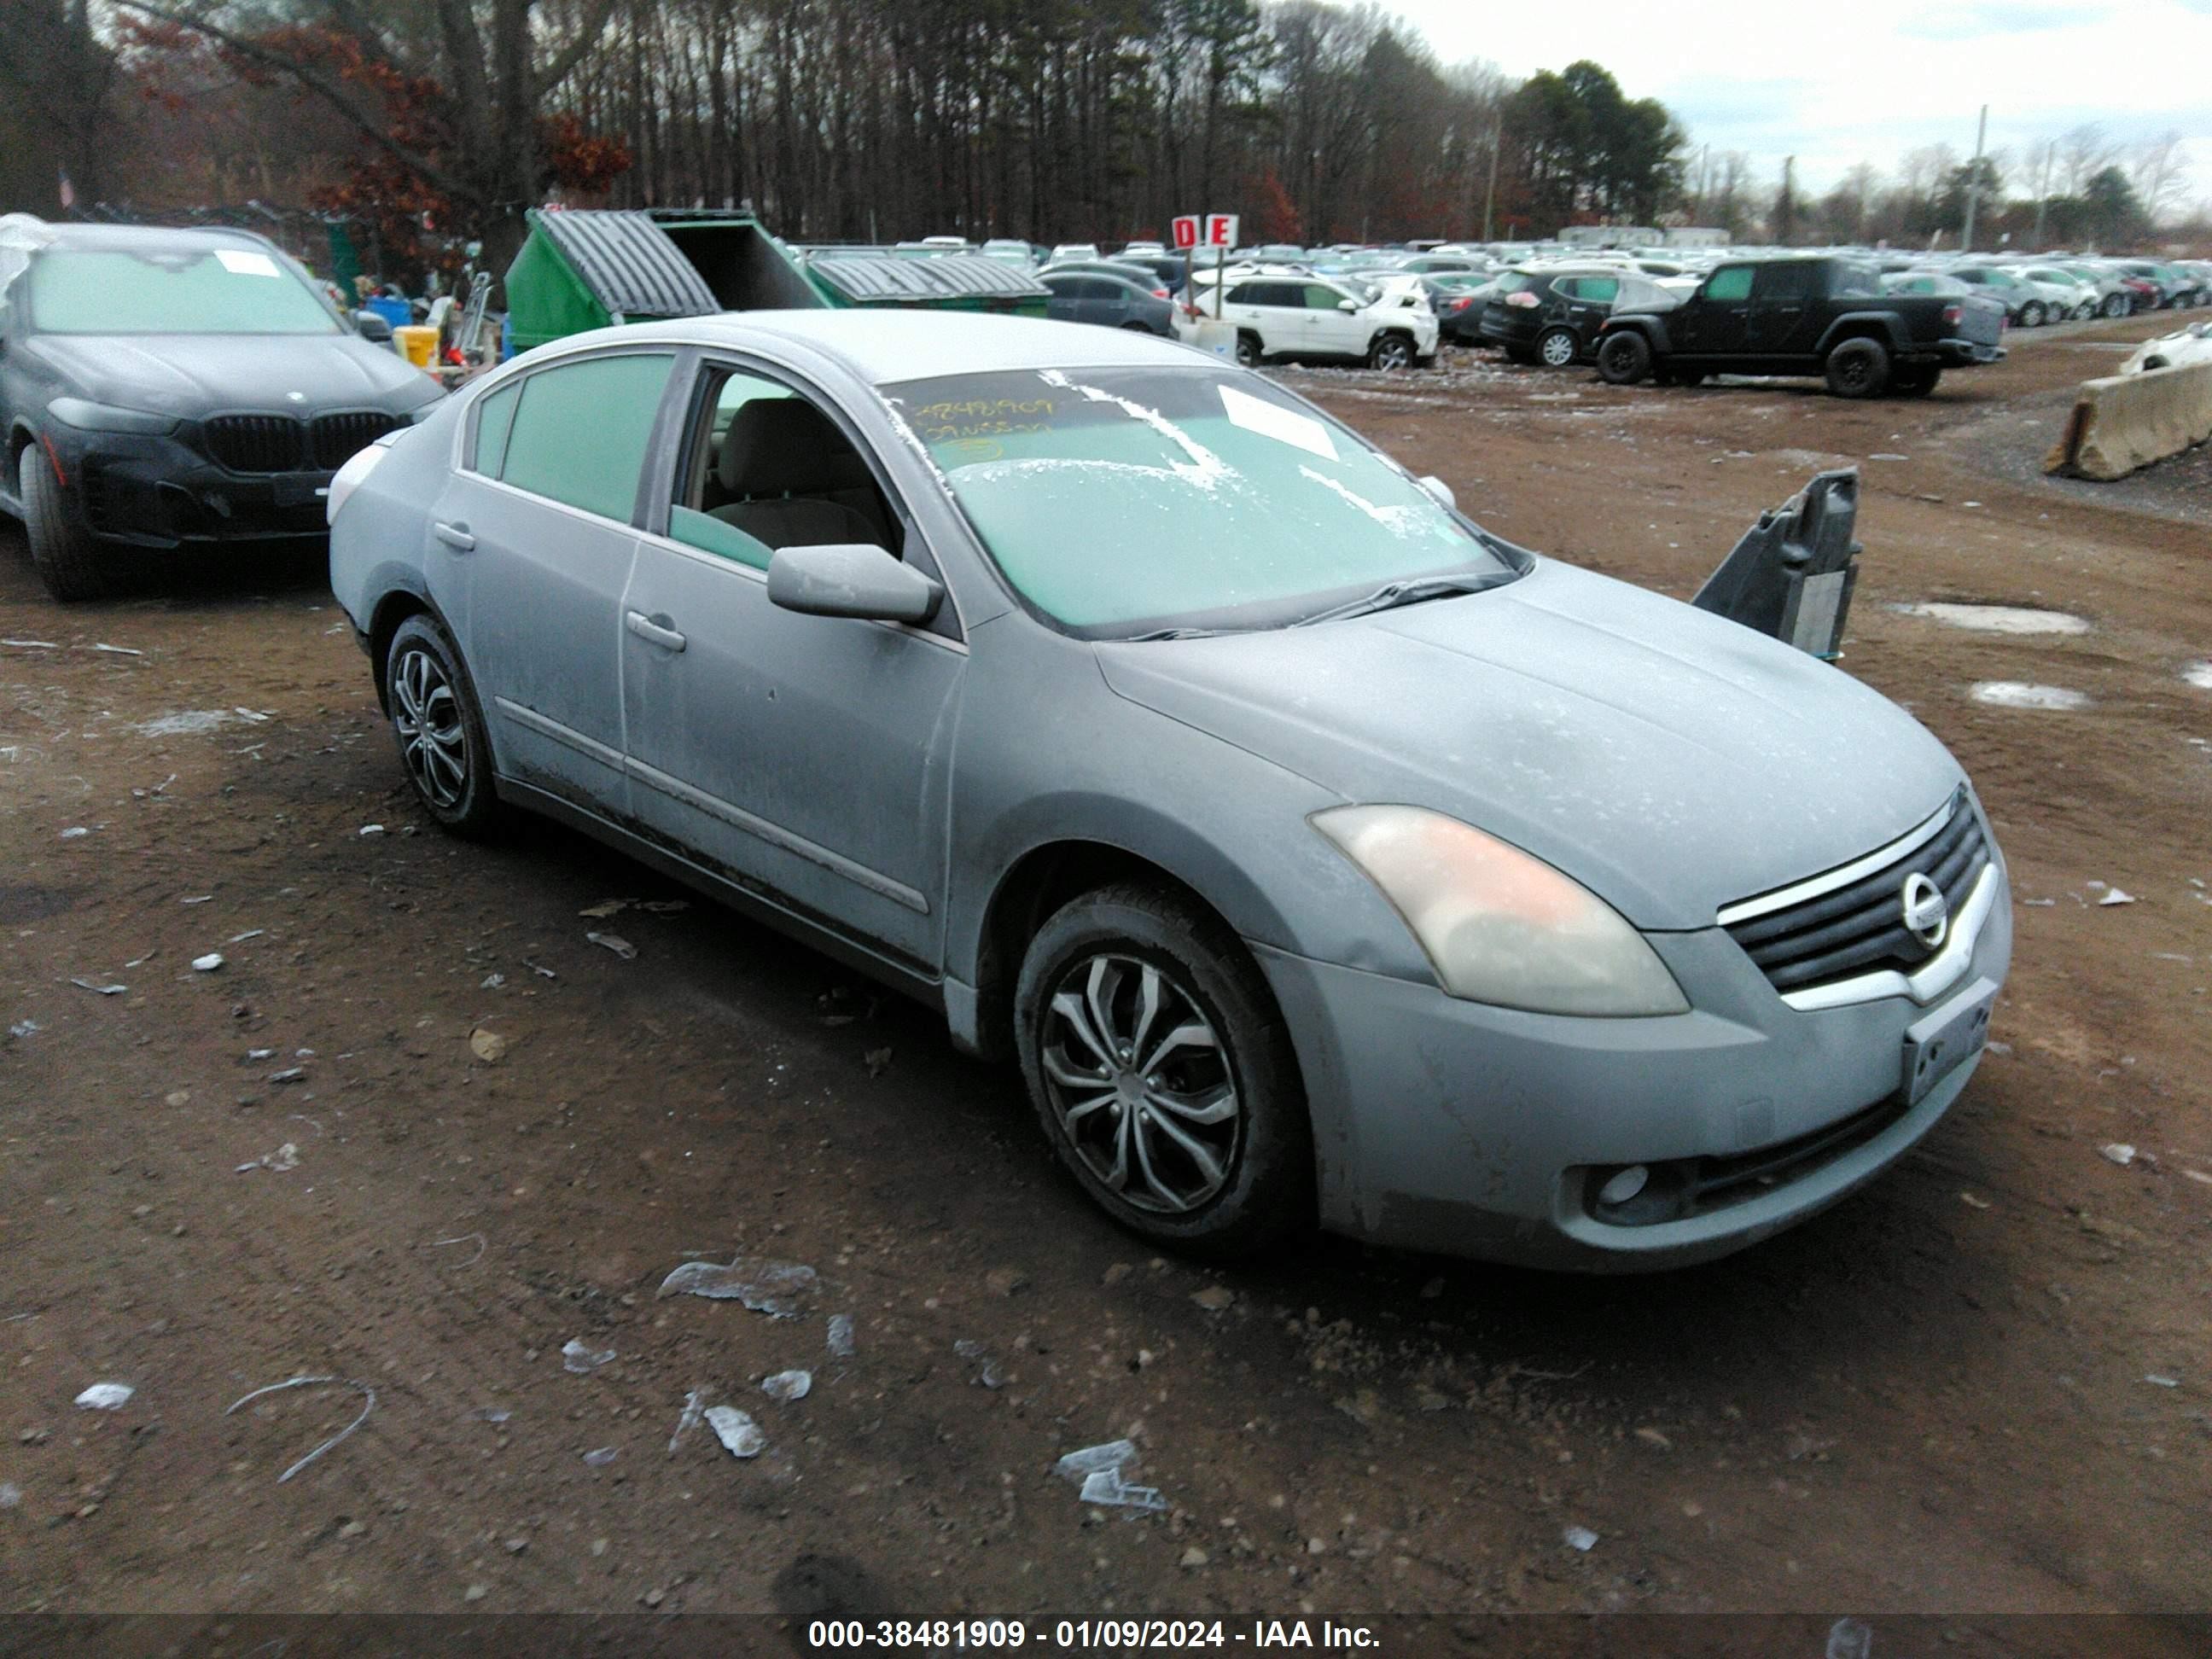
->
[611,310,1205,386]
[3,217,281,256]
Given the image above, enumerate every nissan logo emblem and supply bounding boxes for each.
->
[1901,872,1949,952]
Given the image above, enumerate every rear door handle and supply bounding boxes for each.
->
[434,521,474,551]
[625,610,686,653]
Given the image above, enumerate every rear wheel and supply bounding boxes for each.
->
[1015,882,1313,1258]
[384,613,500,836]
[1536,326,1579,368]
[20,442,110,602]
[1596,330,1651,385]
[2018,300,2046,328]
[1234,331,1261,368]
[1367,331,1414,370]
[1824,336,1890,399]
[2102,293,2128,318]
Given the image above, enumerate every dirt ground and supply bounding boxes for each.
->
[2,311,2207,1642]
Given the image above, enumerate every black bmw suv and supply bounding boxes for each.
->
[0,216,442,599]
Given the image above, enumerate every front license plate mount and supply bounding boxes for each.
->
[1901,977,1998,1107]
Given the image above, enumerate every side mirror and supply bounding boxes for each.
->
[1337,298,1358,312]
[353,310,393,345]
[1417,474,1456,510]
[767,543,943,626]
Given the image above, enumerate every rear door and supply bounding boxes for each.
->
[1042,274,1081,323]
[432,348,675,814]
[1749,261,1819,358]
[1563,275,1618,348]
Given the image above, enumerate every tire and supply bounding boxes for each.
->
[1367,331,1414,371]
[1890,364,1941,397]
[1536,326,1578,369]
[2019,301,2045,328]
[1014,881,1313,1258]
[2074,302,2096,322]
[1824,336,1890,399]
[1234,331,1261,368]
[2140,356,2167,372]
[384,613,501,836]
[20,442,110,601]
[1596,330,1651,385]
[2102,293,2127,318]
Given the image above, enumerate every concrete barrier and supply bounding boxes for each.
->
[2045,358,2212,481]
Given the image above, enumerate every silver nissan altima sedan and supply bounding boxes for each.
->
[328,311,2011,1269]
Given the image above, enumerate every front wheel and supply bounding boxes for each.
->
[1824,336,1890,399]
[1367,332,1414,370]
[2018,301,2045,328]
[385,613,501,836]
[1596,330,1652,385]
[2102,293,2128,318]
[20,443,110,601]
[1015,882,1313,1257]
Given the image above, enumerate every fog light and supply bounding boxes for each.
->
[1598,1165,1649,1207]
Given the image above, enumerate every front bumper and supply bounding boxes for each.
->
[1254,862,2012,1270]
[45,427,335,550]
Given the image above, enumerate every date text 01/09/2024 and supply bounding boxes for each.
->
[805,1620,1383,1650]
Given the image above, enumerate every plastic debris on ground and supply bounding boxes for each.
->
[2098,888,2135,906]
[60,827,90,840]
[224,1375,375,1483]
[586,932,637,960]
[0,1481,20,1508]
[579,899,632,918]
[668,1388,707,1452]
[480,973,506,990]
[761,1369,812,1402]
[70,979,126,996]
[75,1382,134,1411]
[562,1339,617,1374]
[583,1447,618,1467]
[826,1314,856,1357]
[2145,1374,2180,1388]
[358,824,386,837]
[235,1141,300,1174]
[1969,681,2091,711]
[655,1256,817,1316]
[704,1406,765,1458]
[8,1022,37,1039]
[1826,1618,1875,1659]
[2100,1143,2138,1167]
[192,953,224,972]
[469,1027,510,1062]
[1054,1439,1167,1511]
[1563,1525,1600,1552]
[953,1338,1005,1388]
[269,1067,306,1085]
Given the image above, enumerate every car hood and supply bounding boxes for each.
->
[27,333,436,419]
[1095,558,1963,931]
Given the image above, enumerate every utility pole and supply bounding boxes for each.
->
[2031,142,2054,248]
[1961,103,1988,253]
[1482,116,1501,242]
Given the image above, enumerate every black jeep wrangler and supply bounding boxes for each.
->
[1594,256,2005,398]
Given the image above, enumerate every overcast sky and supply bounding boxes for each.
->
[1384,0,2212,206]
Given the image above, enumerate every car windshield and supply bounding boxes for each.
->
[888,366,1516,636]
[29,247,342,335]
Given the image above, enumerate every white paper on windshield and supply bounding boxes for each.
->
[215,249,282,278]
[1220,384,1336,462]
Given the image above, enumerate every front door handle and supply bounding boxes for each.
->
[434,520,474,551]
[625,610,687,653]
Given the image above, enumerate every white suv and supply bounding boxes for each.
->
[1179,275,1439,370]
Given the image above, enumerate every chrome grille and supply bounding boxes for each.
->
[1723,792,1989,995]
[311,411,403,470]
[203,414,304,473]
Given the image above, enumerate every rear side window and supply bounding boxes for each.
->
[1573,276,1621,302]
[1752,264,1813,300]
[1703,266,1754,302]
[497,352,674,521]
[1831,263,1880,298]
[470,382,520,477]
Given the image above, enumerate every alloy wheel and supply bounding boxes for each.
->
[391,645,469,810]
[1371,335,1412,370]
[1540,330,1576,367]
[1039,953,1241,1214]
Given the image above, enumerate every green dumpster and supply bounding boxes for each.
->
[503,207,822,355]
[802,251,1050,317]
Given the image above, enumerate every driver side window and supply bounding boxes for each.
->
[668,364,900,572]
[1704,266,1754,303]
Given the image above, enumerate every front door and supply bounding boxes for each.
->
[1301,282,1364,356]
[1680,264,1755,358]
[619,359,964,971]
[438,348,675,814]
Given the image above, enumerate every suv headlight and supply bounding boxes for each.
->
[1313,805,1688,1016]
[47,398,177,436]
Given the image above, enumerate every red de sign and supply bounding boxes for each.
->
[1170,216,1199,251]
[1205,212,1239,247]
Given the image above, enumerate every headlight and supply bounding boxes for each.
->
[1313,805,1689,1016]
[47,398,177,435]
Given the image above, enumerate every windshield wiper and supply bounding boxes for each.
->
[1289,573,1500,628]
[1123,626,1232,642]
